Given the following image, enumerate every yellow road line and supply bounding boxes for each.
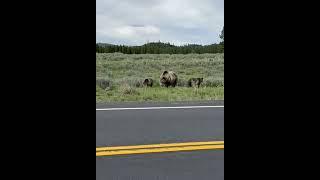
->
[96,141,224,156]
[96,144,224,156]
[96,141,224,151]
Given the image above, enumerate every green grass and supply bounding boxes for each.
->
[96,53,224,102]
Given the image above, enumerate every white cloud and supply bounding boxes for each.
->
[96,0,224,45]
[114,25,160,37]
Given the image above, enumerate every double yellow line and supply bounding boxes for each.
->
[96,141,224,156]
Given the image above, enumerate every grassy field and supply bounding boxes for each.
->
[96,53,224,102]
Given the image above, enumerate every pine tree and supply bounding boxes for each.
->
[219,26,224,44]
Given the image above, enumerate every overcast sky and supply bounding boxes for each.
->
[96,0,224,46]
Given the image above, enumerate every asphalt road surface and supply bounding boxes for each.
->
[96,101,224,180]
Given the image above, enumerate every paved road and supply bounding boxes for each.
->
[96,101,224,180]
[96,150,224,180]
[96,100,224,109]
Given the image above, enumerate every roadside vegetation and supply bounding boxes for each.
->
[96,53,224,102]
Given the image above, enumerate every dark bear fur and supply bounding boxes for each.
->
[142,78,153,87]
[159,71,178,87]
[188,78,203,88]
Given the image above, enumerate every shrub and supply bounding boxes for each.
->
[177,79,188,87]
[117,77,143,88]
[119,84,140,95]
[203,77,224,87]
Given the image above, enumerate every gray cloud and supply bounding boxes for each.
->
[96,0,224,45]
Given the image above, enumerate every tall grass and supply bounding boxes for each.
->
[96,53,224,102]
[96,86,224,102]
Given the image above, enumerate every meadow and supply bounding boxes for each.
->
[96,53,224,102]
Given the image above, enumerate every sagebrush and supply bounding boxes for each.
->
[96,53,224,102]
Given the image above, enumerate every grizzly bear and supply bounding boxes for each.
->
[188,78,203,88]
[159,71,178,87]
[142,78,153,87]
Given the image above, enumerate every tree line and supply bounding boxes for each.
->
[96,42,224,54]
[96,26,224,54]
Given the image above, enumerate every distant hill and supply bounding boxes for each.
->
[96,41,224,54]
[96,43,115,47]
[142,42,175,48]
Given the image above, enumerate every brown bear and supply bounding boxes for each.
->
[96,79,111,90]
[188,78,204,88]
[159,71,178,87]
[142,78,153,87]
